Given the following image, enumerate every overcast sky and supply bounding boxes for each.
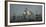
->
[10,4,42,16]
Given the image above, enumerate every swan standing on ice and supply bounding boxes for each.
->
[23,8,32,16]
